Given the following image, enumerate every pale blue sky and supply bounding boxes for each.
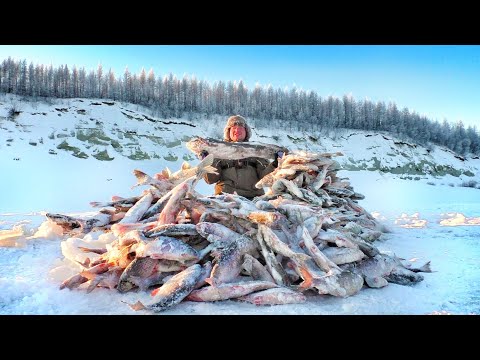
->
[1,45,479,128]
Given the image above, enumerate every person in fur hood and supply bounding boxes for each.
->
[200,115,283,199]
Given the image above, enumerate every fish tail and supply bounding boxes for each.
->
[133,169,148,180]
[297,265,314,290]
[203,165,219,175]
[195,154,215,177]
[163,167,172,179]
[132,169,151,188]
[414,261,433,273]
[188,154,216,189]
[75,256,91,267]
[122,300,147,311]
[86,277,102,293]
[288,261,313,290]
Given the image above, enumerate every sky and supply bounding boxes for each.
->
[1,45,479,129]
[1,96,480,315]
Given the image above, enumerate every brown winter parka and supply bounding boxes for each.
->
[204,157,277,199]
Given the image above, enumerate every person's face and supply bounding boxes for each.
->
[230,125,246,142]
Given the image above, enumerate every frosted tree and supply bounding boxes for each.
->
[123,66,132,103]
[373,101,386,130]
[225,80,235,114]
[386,102,400,133]
[343,94,355,128]
[131,74,139,103]
[188,75,198,113]
[97,63,103,98]
[0,56,479,156]
[397,107,410,140]
[139,67,146,104]
[28,62,35,96]
[362,99,375,130]
[72,66,79,98]
[265,84,275,119]
[180,74,189,114]
[86,69,96,98]
[147,68,155,104]
[107,68,116,100]
[79,67,86,98]
[323,95,335,129]
[63,64,70,97]
[251,82,262,118]
[236,80,247,115]
[288,86,298,122]
[18,59,27,96]
[466,126,480,154]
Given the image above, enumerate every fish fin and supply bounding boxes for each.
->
[79,271,96,280]
[75,257,90,268]
[132,169,151,189]
[298,278,313,291]
[78,246,106,255]
[122,300,147,311]
[187,154,216,188]
[60,274,88,290]
[412,261,433,273]
[163,167,172,179]
[181,161,191,170]
[86,277,102,293]
[150,287,161,296]
[77,219,89,233]
[295,263,314,290]
[203,165,219,175]
[195,154,214,177]
[133,169,147,179]
[365,276,388,288]
[154,172,168,180]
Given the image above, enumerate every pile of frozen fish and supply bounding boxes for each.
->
[48,139,432,313]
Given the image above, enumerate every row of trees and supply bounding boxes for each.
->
[1,56,479,156]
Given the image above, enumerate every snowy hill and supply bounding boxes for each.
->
[2,94,480,315]
[1,94,479,214]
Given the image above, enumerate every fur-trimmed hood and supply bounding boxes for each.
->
[223,115,252,142]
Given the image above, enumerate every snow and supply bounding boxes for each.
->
[1,95,480,315]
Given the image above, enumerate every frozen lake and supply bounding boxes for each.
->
[1,169,479,315]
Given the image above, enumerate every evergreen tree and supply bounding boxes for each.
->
[0,56,479,156]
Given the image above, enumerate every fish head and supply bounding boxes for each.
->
[186,137,206,155]
[117,280,135,293]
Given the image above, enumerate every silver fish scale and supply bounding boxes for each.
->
[139,236,199,262]
[147,264,202,312]
[186,137,288,160]
[117,257,158,293]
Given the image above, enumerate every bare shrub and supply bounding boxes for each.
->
[7,102,21,119]
[460,180,478,188]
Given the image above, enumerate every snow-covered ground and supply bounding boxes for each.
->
[1,164,479,315]
[1,95,479,315]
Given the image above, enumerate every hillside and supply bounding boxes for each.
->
[1,94,479,214]
[2,95,480,315]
